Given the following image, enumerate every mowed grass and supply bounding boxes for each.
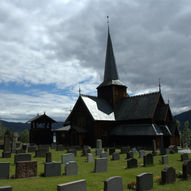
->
[0,149,191,191]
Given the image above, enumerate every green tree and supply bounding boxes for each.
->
[18,129,29,143]
[176,120,181,131]
[0,121,5,141]
[182,120,191,147]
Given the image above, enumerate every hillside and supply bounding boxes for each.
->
[0,120,63,134]
[174,110,191,130]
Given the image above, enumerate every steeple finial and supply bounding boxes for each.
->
[107,16,109,26]
[79,85,81,96]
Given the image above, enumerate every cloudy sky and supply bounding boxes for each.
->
[0,0,191,122]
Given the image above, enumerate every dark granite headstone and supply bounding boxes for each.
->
[104,176,123,191]
[144,153,153,166]
[111,152,120,161]
[65,161,78,176]
[127,158,138,168]
[28,146,36,153]
[22,144,27,151]
[35,149,47,157]
[126,151,134,159]
[136,173,153,191]
[152,139,157,156]
[44,162,61,177]
[161,166,176,184]
[0,162,10,179]
[120,147,130,154]
[0,186,12,191]
[14,153,31,164]
[94,158,107,173]
[16,149,26,154]
[2,135,11,158]
[182,160,191,179]
[181,153,189,161]
[57,179,86,191]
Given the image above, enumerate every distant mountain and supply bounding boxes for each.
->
[0,120,63,134]
[174,110,191,131]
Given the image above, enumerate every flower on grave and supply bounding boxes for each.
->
[127,181,136,190]
[154,176,161,184]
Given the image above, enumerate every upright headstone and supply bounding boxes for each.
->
[65,161,78,176]
[161,166,176,184]
[126,151,134,159]
[139,150,145,158]
[28,146,36,153]
[82,146,91,156]
[67,148,77,157]
[38,144,49,151]
[22,144,27,151]
[11,137,16,153]
[127,158,138,169]
[44,162,61,177]
[182,160,191,179]
[95,148,102,156]
[2,135,11,158]
[61,153,75,164]
[144,153,153,166]
[57,179,86,191]
[111,152,120,161]
[0,186,12,191]
[0,162,10,179]
[35,149,47,157]
[16,161,37,178]
[14,153,31,164]
[181,153,189,161]
[162,155,168,164]
[104,176,123,191]
[87,153,93,163]
[165,148,170,154]
[136,173,153,191]
[96,139,102,149]
[46,152,52,163]
[94,158,108,173]
[120,147,130,154]
[100,152,108,158]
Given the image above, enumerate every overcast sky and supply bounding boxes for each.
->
[0,0,191,122]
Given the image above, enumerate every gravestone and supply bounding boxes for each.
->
[14,153,31,164]
[161,166,176,184]
[2,135,11,158]
[120,147,130,154]
[94,158,108,173]
[11,137,16,153]
[126,151,134,159]
[104,176,123,191]
[152,139,157,156]
[35,149,47,157]
[57,179,86,191]
[0,186,12,191]
[28,146,36,153]
[95,148,102,156]
[87,153,93,163]
[100,152,108,158]
[96,139,102,149]
[82,146,91,156]
[56,144,65,151]
[38,144,49,151]
[182,160,191,179]
[162,155,168,164]
[111,152,120,161]
[0,162,10,179]
[131,147,137,153]
[22,144,27,151]
[160,136,166,155]
[46,152,52,162]
[127,158,138,168]
[44,162,61,177]
[136,173,153,191]
[65,161,78,176]
[181,153,189,161]
[16,161,37,178]
[165,148,170,154]
[109,148,115,155]
[67,148,77,157]
[61,153,75,164]
[144,153,153,166]
[139,150,145,158]
[16,149,26,154]
[51,143,56,149]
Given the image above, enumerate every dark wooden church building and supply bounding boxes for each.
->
[61,28,180,148]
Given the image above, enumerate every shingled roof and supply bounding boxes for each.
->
[115,92,160,120]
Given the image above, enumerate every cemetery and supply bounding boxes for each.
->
[0,141,191,190]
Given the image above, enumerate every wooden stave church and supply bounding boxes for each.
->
[60,28,180,148]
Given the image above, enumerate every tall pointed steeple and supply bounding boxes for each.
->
[104,27,119,82]
[97,25,127,108]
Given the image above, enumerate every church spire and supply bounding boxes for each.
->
[103,27,119,82]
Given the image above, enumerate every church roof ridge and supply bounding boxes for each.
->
[128,91,160,99]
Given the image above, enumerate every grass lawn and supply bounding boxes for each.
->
[0,149,191,191]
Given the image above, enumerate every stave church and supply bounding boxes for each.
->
[60,27,180,148]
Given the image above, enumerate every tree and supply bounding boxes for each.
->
[182,120,191,147]
[18,129,29,143]
[176,120,181,131]
[0,121,5,140]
